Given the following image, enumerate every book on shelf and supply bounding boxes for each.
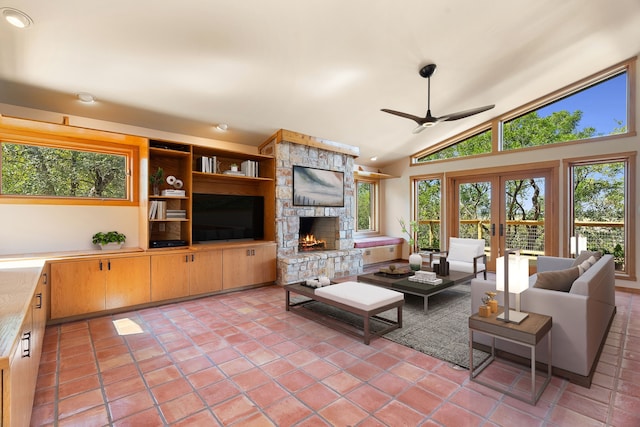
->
[241,160,259,177]
[148,200,167,219]
[223,170,246,176]
[200,156,217,173]
[148,200,158,219]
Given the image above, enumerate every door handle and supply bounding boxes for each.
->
[491,224,495,236]
[21,331,31,358]
[499,224,504,237]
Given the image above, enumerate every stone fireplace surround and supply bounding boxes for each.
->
[262,134,363,285]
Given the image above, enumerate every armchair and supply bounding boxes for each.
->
[429,237,487,279]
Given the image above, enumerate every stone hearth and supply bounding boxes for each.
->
[261,132,363,284]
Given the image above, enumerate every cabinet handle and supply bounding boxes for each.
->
[35,293,43,309]
[251,249,255,256]
[99,260,103,271]
[21,331,31,358]
[43,272,48,285]
[192,254,195,262]
[185,255,189,262]
[246,249,251,256]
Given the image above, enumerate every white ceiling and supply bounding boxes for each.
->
[1,0,639,166]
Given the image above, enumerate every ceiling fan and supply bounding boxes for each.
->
[381,64,495,134]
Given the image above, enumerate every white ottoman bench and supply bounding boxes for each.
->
[285,281,404,344]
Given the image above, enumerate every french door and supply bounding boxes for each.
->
[447,164,558,272]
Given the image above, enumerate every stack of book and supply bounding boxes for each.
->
[148,200,167,219]
[200,156,217,173]
[408,270,442,285]
[166,209,186,219]
[241,160,259,177]
[161,189,186,197]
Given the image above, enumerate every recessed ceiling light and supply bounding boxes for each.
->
[1,8,33,28]
[370,156,378,161]
[77,92,95,103]
[216,124,229,131]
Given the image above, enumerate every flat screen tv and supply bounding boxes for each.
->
[192,193,264,243]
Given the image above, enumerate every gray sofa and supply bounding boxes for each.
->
[470,254,616,387]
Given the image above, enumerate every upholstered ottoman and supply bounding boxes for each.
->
[286,281,404,344]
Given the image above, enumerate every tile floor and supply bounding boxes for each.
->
[30,284,640,426]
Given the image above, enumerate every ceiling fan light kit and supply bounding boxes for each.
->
[382,63,495,133]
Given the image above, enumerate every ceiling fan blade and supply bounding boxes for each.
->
[412,125,428,134]
[439,104,495,122]
[381,109,424,125]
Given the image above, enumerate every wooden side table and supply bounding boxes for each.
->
[469,308,552,405]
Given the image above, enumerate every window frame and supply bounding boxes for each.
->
[411,57,636,164]
[354,177,379,235]
[0,124,140,206]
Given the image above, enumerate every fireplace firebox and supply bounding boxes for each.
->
[298,217,338,252]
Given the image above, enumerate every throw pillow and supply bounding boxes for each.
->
[533,266,580,292]
[572,250,602,267]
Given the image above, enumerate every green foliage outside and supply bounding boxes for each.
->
[1,143,127,198]
[357,181,373,231]
[417,129,491,162]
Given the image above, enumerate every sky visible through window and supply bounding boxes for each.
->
[538,73,626,136]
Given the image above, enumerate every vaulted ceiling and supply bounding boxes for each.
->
[1,0,639,166]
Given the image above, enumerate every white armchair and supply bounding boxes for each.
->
[429,237,487,279]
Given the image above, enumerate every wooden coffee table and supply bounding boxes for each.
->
[357,269,474,312]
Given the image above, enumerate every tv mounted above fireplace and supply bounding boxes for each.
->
[292,165,344,207]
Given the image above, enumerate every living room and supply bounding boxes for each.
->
[1,1,640,425]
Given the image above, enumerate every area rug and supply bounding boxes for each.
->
[295,283,489,369]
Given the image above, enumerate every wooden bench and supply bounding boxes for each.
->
[354,236,404,265]
[285,281,404,344]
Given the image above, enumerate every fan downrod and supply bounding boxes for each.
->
[419,64,436,79]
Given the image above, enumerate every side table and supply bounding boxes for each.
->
[469,308,552,405]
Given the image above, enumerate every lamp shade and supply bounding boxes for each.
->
[496,253,529,295]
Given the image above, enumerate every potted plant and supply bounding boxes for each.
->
[149,167,164,195]
[230,163,239,172]
[92,231,126,250]
[399,218,422,270]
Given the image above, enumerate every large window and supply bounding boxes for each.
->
[356,179,377,232]
[568,155,634,278]
[415,176,442,250]
[413,59,632,163]
[1,140,135,203]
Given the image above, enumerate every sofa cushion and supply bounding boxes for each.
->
[447,242,481,262]
[577,255,598,275]
[533,266,580,292]
[573,250,602,266]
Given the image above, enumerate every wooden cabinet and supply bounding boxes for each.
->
[1,263,48,427]
[150,249,223,302]
[222,243,276,290]
[50,255,150,319]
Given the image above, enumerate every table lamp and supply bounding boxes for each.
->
[570,233,587,257]
[496,249,529,324]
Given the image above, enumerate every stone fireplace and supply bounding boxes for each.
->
[260,131,364,284]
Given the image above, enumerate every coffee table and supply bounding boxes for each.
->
[357,269,474,312]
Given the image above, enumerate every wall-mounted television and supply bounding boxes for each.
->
[192,193,264,243]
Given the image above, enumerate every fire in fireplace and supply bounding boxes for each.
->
[299,234,326,251]
[298,216,338,252]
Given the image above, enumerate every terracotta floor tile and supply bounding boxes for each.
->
[57,388,105,420]
[158,392,206,424]
[143,364,182,388]
[103,375,148,402]
[151,377,193,404]
[170,409,219,427]
[319,398,369,426]
[296,382,340,411]
[232,367,272,391]
[58,375,101,400]
[300,358,340,380]
[108,389,155,421]
[100,363,139,385]
[277,369,317,392]
[396,385,443,416]
[211,394,259,425]
[187,366,225,389]
[198,378,242,406]
[322,371,362,394]
[346,384,391,413]
[247,381,290,408]
[111,407,165,427]
[57,403,110,427]
[431,401,484,426]
[176,354,214,375]
[264,395,313,426]
[374,400,425,427]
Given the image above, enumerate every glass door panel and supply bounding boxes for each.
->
[456,180,495,270]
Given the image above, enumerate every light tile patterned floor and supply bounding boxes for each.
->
[30,285,640,426]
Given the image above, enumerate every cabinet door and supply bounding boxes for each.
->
[106,256,151,309]
[190,249,223,295]
[30,266,48,369]
[8,314,35,427]
[51,260,105,319]
[254,244,277,284]
[222,247,256,289]
[150,253,190,302]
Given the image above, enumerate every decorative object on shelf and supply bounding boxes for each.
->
[164,175,184,193]
[478,305,491,317]
[408,252,423,271]
[496,249,530,324]
[230,163,239,172]
[149,167,164,196]
[92,231,126,250]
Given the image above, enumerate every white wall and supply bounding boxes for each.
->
[0,205,139,255]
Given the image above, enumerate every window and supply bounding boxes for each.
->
[1,140,135,203]
[567,155,634,278]
[415,176,442,250]
[356,179,377,232]
[503,72,627,150]
[416,128,492,163]
[412,59,633,164]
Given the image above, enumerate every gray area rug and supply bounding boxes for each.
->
[296,283,489,369]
